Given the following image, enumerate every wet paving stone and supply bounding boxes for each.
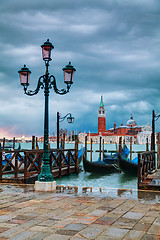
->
[27,232,50,240]
[0,229,8,234]
[63,223,87,231]
[123,211,144,220]
[3,207,19,212]
[55,229,78,236]
[0,223,18,229]
[145,210,159,217]
[5,219,28,224]
[147,224,160,235]
[29,225,56,233]
[101,227,129,238]
[123,230,145,240]
[44,233,71,240]
[139,216,155,224]
[95,236,116,240]
[37,219,58,226]
[142,233,160,240]
[79,226,103,239]
[95,216,116,225]
[112,217,136,229]
[70,232,90,240]
[73,215,99,225]
[11,198,26,203]
[0,184,159,239]
[0,215,12,221]
[9,231,35,240]
[95,219,114,225]
[151,203,160,211]
[97,206,110,211]
[133,222,152,231]
[14,215,32,220]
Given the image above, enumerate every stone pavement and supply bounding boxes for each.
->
[0,184,159,240]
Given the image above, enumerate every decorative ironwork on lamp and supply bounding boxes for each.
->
[18,39,76,182]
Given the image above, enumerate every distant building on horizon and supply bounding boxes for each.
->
[79,96,152,144]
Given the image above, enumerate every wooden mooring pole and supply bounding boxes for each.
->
[157,135,160,169]
[118,137,122,156]
[32,136,35,150]
[36,137,39,149]
[146,137,149,152]
[74,135,78,151]
[151,133,154,151]
[85,135,87,161]
[123,138,125,150]
[75,135,79,173]
[130,137,132,161]
[99,136,102,160]
[90,138,93,162]
[102,138,104,159]
[138,153,141,185]
[63,133,65,149]
[118,137,122,168]
[152,109,155,151]
[0,152,2,180]
[13,137,15,150]
[3,138,5,151]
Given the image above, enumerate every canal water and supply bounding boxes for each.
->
[10,142,151,190]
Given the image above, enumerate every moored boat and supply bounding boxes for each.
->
[83,154,121,174]
[83,145,131,174]
[1,144,21,171]
[78,147,85,164]
[103,152,119,164]
[119,155,138,174]
[118,146,138,174]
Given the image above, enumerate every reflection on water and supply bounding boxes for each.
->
[119,171,137,184]
[85,172,113,180]
[55,169,160,203]
[55,185,160,203]
[0,183,159,203]
[56,185,79,195]
[137,190,160,202]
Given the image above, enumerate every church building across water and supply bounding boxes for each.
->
[79,96,152,144]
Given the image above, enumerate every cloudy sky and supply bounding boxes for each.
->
[0,0,160,138]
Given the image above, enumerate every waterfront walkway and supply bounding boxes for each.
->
[0,184,159,239]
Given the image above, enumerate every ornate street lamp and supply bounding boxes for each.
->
[18,65,31,86]
[57,112,74,149]
[18,39,76,184]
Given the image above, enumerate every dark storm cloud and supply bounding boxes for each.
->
[0,0,159,137]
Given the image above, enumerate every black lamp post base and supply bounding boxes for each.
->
[38,164,54,182]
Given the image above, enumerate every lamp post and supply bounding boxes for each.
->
[57,112,74,149]
[18,39,76,185]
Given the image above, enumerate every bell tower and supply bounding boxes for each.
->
[98,96,106,133]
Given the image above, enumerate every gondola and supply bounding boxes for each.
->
[1,143,21,171]
[118,146,138,174]
[119,155,138,174]
[78,147,85,164]
[83,153,121,174]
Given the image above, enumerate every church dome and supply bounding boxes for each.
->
[127,115,137,126]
